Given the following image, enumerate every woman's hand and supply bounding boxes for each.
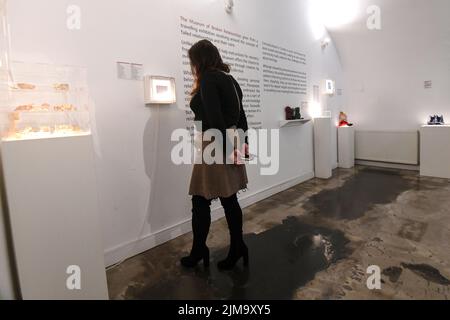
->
[193,132,203,150]
[228,148,245,165]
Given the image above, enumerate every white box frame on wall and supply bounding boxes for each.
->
[323,79,335,95]
[144,75,176,105]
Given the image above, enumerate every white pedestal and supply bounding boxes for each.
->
[314,116,332,179]
[0,191,16,299]
[420,125,450,179]
[338,126,355,169]
[0,135,109,300]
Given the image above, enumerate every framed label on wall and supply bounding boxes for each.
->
[117,61,143,81]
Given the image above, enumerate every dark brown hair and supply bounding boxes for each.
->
[188,39,230,95]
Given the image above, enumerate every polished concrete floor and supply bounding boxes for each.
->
[107,166,450,300]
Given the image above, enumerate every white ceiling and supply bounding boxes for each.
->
[320,0,450,70]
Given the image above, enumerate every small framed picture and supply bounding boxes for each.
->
[144,76,176,105]
[324,79,335,95]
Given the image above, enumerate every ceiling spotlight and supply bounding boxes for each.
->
[225,0,234,13]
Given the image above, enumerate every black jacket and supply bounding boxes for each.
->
[190,70,249,146]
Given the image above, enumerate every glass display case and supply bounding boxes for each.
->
[0,0,8,68]
[0,62,92,141]
[0,0,10,128]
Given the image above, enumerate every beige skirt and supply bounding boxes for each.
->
[189,137,248,200]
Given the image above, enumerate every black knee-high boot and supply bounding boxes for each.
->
[217,194,249,270]
[181,196,211,268]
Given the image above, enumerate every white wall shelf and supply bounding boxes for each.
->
[279,118,311,128]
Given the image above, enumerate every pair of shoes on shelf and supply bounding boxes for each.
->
[285,106,302,120]
[428,115,445,125]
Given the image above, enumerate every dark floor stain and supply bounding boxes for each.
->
[303,168,413,220]
[401,263,450,285]
[398,219,428,242]
[382,266,403,283]
[124,216,351,300]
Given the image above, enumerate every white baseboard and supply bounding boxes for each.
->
[104,171,314,267]
[356,160,419,171]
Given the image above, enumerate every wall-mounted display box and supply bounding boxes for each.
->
[144,75,176,105]
[322,79,335,95]
[0,62,108,299]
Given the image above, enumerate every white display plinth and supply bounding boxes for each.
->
[338,126,355,169]
[314,116,332,179]
[0,135,108,300]
[420,125,450,179]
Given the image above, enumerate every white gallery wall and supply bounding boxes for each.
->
[6,0,344,265]
[327,0,450,131]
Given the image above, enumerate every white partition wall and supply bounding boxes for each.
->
[1,135,108,299]
[355,131,419,165]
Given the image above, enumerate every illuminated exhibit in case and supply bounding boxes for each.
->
[144,75,176,105]
[1,62,91,141]
[0,58,108,297]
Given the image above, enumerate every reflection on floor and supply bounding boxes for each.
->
[107,166,450,300]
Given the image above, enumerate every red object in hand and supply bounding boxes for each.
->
[244,143,250,159]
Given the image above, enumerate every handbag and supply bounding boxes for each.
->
[225,73,242,152]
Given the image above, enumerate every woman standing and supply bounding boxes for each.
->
[180,39,249,270]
